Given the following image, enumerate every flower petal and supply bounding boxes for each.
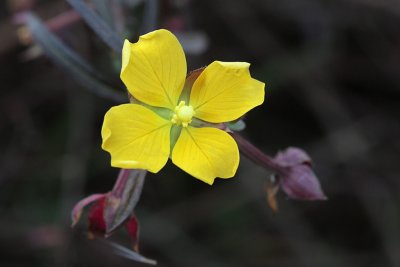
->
[171,127,239,184]
[121,29,187,109]
[102,104,171,172]
[189,61,265,123]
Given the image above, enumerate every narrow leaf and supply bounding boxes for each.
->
[105,240,157,265]
[91,0,114,28]
[27,13,99,78]
[26,13,125,102]
[140,0,158,34]
[67,0,123,52]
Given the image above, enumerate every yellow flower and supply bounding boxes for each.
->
[101,29,265,185]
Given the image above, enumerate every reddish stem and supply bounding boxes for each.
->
[230,132,287,175]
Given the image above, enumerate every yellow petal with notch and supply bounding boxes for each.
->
[189,61,265,123]
[171,127,239,185]
[121,29,187,109]
[102,104,171,172]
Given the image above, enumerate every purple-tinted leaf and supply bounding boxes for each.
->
[275,147,312,167]
[280,165,327,200]
[71,193,106,227]
[104,169,146,234]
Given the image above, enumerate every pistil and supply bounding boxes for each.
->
[171,101,195,127]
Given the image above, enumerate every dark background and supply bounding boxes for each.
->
[1,0,400,266]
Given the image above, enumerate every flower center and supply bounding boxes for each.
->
[171,101,195,127]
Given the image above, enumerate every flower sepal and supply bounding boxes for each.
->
[225,119,246,132]
[274,147,327,201]
[71,169,146,251]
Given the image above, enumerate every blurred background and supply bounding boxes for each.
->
[1,0,400,266]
